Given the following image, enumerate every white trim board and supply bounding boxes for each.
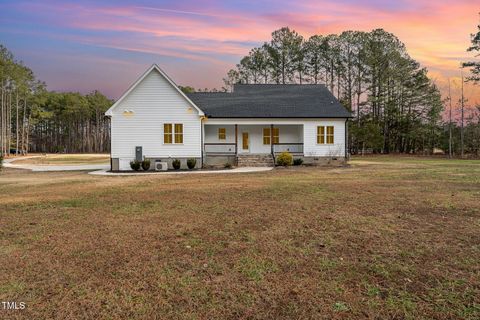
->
[203,118,348,125]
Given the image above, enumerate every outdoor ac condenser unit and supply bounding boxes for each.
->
[155,161,168,171]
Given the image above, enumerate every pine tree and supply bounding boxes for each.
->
[463,17,480,83]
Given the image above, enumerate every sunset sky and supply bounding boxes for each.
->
[1,0,479,111]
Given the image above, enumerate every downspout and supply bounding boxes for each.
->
[200,117,204,168]
[235,124,238,166]
[107,115,112,171]
[344,118,348,162]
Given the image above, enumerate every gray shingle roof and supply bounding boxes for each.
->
[186,84,352,118]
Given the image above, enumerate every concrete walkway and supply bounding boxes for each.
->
[4,157,110,172]
[89,166,273,176]
[4,157,273,175]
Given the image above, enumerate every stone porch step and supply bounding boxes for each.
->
[237,154,274,167]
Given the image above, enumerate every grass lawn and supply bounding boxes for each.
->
[0,156,479,319]
[12,154,110,165]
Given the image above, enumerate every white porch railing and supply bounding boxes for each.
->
[204,143,304,155]
[273,143,304,154]
[204,143,236,155]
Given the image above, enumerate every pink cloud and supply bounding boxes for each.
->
[7,0,480,106]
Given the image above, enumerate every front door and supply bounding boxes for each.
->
[242,132,249,152]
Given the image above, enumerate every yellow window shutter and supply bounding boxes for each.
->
[272,128,279,144]
[174,124,183,144]
[327,126,334,144]
[164,123,172,144]
[263,128,270,145]
[317,126,325,144]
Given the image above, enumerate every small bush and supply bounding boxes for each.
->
[187,158,196,169]
[141,159,151,171]
[276,151,293,166]
[224,162,232,169]
[0,155,3,171]
[130,159,141,171]
[172,159,181,170]
[293,158,303,166]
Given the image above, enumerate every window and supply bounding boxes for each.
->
[326,126,334,144]
[164,124,172,144]
[263,128,271,145]
[272,128,279,144]
[164,123,183,144]
[264,127,279,144]
[174,124,183,144]
[218,128,226,140]
[317,126,334,144]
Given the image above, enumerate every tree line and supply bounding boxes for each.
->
[1,45,40,156]
[224,27,479,156]
[1,23,478,157]
[459,19,480,157]
[0,45,112,155]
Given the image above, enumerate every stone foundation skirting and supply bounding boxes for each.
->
[112,155,347,171]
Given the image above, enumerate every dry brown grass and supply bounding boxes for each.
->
[12,154,110,165]
[0,156,479,319]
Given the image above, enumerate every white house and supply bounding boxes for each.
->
[105,65,352,170]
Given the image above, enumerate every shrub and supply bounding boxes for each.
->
[130,159,141,171]
[0,155,3,171]
[293,158,303,166]
[224,162,232,169]
[276,151,293,166]
[172,159,181,170]
[141,159,151,171]
[187,158,196,169]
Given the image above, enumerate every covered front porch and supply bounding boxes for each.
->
[203,124,304,157]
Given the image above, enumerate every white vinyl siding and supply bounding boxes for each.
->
[304,120,345,157]
[110,69,202,165]
[204,125,236,144]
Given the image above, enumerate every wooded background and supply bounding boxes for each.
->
[0,45,112,155]
[223,27,480,156]
[0,25,479,156]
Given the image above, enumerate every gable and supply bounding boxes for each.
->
[105,65,204,117]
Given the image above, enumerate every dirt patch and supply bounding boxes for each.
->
[12,154,110,166]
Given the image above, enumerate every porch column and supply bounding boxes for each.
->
[235,124,238,155]
[302,124,305,156]
[270,124,274,155]
[200,120,204,167]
